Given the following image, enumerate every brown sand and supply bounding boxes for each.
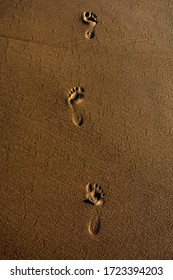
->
[0,0,173,259]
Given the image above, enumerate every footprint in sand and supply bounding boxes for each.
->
[82,11,98,39]
[68,86,84,126]
[84,183,105,236]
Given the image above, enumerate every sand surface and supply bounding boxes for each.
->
[0,0,173,259]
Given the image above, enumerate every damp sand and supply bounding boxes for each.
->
[0,0,173,259]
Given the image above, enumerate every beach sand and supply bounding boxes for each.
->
[0,0,173,259]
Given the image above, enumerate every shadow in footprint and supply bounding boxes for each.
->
[68,86,84,126]
[82,11,98,39]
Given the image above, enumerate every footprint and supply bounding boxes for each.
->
[84,183,105,236]
[68,86,84,126]
[82,11,98,39]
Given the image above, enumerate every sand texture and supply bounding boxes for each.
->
[0,0,173,259]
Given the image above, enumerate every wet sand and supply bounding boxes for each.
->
[0,0,173,259]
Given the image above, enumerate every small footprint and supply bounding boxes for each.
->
[84,183,105,236]
[68,86,84,126]
[82,11,98,39]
